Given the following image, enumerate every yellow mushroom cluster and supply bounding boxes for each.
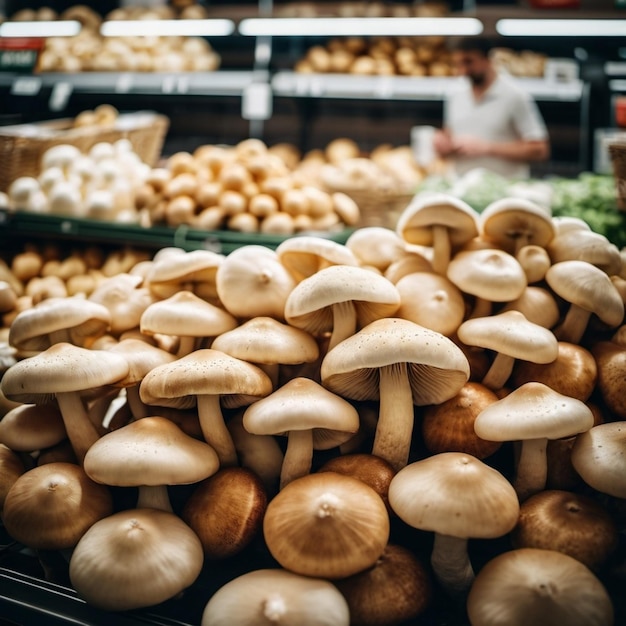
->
[0,193,625,622]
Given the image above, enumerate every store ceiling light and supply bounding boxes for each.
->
[238,17,483,37]
[496,19,626,37]
[100,19,235,38]
[0,20,82,38]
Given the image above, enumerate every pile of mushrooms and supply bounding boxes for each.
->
[1,191,625,624]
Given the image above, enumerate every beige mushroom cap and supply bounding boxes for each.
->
[467,548,614,626]
[571,421,626,499]
[388,452,519,539]
[201,568,350,626]
[276,235,359,282]
[0,403,67,452]
[69,507,204,611]
[9,296,112,353]
[345,226,407,272]
[105,338,178,387]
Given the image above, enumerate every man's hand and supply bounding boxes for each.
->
[450,135,491,157]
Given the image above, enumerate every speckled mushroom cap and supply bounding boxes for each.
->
[396,192,479,248]
[321,318,469,406]
[480,196,555,253]
[276,236,359,282]
[9,296,112,353]
[457,310,559,364]
[201,568,350,626]
[388,452,519,539]
[474,381,594,442]
[105,338,178,387]
[285,265,401,337]
[447,248,527,302]
[466,548,614,626]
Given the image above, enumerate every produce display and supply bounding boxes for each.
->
[1,191,625,624]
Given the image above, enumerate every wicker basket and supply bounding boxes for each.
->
[609,141,626,211]
[0,111,169,192]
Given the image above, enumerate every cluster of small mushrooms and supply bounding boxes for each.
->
[1,190,626,625]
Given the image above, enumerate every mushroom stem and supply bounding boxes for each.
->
[177,335,198,358]
[197,394,238,467]
[257,362,279,390]
[137,485,173,513]
[126,384,149,419]
[430,532,474,595]
[555,303,592,344]
[431,224,452,275]
[514,437,548,501]
[481,352,515,391]
[55,391,102,464]
[280,428,314,490]
[329,300,357,351]
[468,297,492,320]
[373,362,414,472]
[47,328,72,346]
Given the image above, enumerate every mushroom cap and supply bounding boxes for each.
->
[0,403,67,451]
[466,548,614,626]
[140,290,237,338]
[447,248,527,302]
[571,421,626,498]
[263,471,390,579]
[480,196,555,252]
[284,265,401,337]
[511,489,619,571]
[3,462,113,550]
[1,342,130,404]
[474,381,595,442]
[545,260,624,328]
[139,348,273,410]
[9,296,112,352]
[211,316,319,366]
[547,228,622,275]
[0,444,25,514]
[388,452,519,539]
[345,226,407,272]
[457,310,559,364]
[395,271,465,337]
[396,193,479,248]
[215,245,296,320]
[243,377,359,449]
[69,507,204,611]
[105,338,178,386]
[500,286,560,329]
[321,318,469,406]
[276,236,359,282]
[201,568,350,626]
[83,416,220,487]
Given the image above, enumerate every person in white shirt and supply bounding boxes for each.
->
[433,37,550,180]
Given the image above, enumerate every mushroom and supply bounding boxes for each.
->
[69,507,204,611]
[0,403,67,453]
[396,193,479,275]
[421,382,501,459]
[263,471,389,579]
[8,296,112,354]
[3,462,113,550]
[516,244,552,283]
[276,235,359,282]
[322,318,469,471]
[181,466,267,559]
[1,343,130,463]
[474,381,595,500]
[140,348,273,466]
[201,568,350,626]
[334,543,432,626]
[215,245,296,321]
[211,316,319,389]
[571,421,626,499]
[590,338,626,418]
[243,377,359,489]
[466,548,614,626]
[545,260,624,344]
[83,416,219,512]
[480,196,555,255]
[345,226,407,273]
[140,290,238,356]
[447,248,527,318]
[285,264,401,351]
[456,310,559,391]
[0,444,26,515]
[388,452,519,594]
[511,489,619,571]
[500,285,560,329]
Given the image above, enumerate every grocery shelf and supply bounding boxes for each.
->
[0,208,352,256]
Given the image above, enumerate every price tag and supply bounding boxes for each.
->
[162,75,177,94]
[376,76,395,99]
[177,75,189,95]
[115,73,134,93]
[241,82,273,121]
[49,81,73,111]
[10,76,42,96]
